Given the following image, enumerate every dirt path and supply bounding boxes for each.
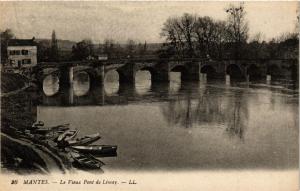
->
[1,84,30,97]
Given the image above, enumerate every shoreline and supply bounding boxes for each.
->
[1,73,74,174]
[1,132,69,174]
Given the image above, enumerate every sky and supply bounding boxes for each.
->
[0,1,298,43]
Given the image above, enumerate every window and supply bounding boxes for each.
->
[15,50,21,55]
[22,59,31,64]
[9,50,15,55]
[22,50,29,55]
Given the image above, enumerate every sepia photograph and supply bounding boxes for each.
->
[0,1,299,190]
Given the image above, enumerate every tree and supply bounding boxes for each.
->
[211,21,228,59]
[161,14,228,59]
[246,32,265,59]
[103,39,115,58]
[1,29,15,63]
[161,14,196,58]
[225,3,249,59]
[137,41,147,57]
[50,30,59,61]
[194,16,216,58]
[178,13,197,57]
[37,41,51,62]
[126,39,136,57]
[161,17,184,58]
[71,39,94,60]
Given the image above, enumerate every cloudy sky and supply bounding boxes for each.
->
[0,1,298,43]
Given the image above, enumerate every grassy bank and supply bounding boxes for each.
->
[1,72,29,93]
[0,73,71,174]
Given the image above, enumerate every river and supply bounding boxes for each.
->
[37,71,299,171]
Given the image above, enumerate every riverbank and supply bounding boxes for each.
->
[1,73,29,94]
[1,132,69,174]
[1,72,72,174]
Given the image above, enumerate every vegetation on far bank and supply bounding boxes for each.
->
[1,3,298,63]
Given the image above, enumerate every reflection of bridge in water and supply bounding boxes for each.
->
[36,58,298,94]
[41,81,201,106]
[161,84,249,138]
[40,81,249,139]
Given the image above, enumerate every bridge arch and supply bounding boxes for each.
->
[226,64,243,79]
[72,71,90,96]
[104,70,119,81]
[42,74,60,96]
[290,64,298,81]
[170,64,189,81]
[247,64,262,80]
[104,70,120,95]
[201,64,217,79]
[137,66,157,80]
[267,64,281,79]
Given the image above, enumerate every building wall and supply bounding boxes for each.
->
[7,46,37,68]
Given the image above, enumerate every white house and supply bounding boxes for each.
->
[7,38,37,69]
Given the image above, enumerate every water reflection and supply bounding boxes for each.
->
[135,71,151,95]
[225,91,248,140]
[169,72,181,93]
[104,70,119,95]
[161,85,248,139]
[73,72,90,96]
[43,75,59,96]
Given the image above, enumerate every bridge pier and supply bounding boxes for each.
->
[246,74,250,83]
[225,74,230,85]
[59,66,73,89]
[152,70,170,83]
[89,65,105,91]
[266,74,271,84]
[182,62,201,81]
[117,63,136,86]
[118,83,136,97]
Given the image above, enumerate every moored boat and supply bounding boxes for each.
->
[70,145,117,157]
[31,128,52,134]
[67,133,101,146]
[57,129,78,142]
[69,150,105,169]
[30,121,45,130]
[49,124,70,131]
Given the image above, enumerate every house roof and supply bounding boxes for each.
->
[8,38,37,46]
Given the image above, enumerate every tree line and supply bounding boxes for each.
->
[159,3,298,60]
[71,38,150,61]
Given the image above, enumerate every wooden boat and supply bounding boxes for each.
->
[67,133,101,146]
[30,128,53,135]
[57,129,78,142]
[70,145,117,156]
[49,124,70,131]
[69,150,105,169]
[28,121,44,130]
[28,123,69,135]
[45,130,67,141]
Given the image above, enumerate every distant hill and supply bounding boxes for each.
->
[36,39,77,51]
[36,39,163,52]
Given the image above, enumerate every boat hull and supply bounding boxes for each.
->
[67,133,101,146]
[71,145,117,157]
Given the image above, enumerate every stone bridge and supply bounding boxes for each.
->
[36,58,298,92]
